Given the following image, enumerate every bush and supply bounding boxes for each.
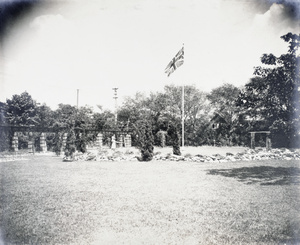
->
[135,121,154,161]
[76,132,87,153]
[52,132,63,156]
[0,130,11,152]
[167,124,181,156]
[64,130,76,158]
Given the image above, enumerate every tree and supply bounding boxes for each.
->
[118,85,210,147]
[118,92,149,123]
[0,102,10,151]
[53,104,77,128]
[52,131,63,156]
[5,91,38,126]
[74,106,94,153]
[141,92,170,145]
[46,104,76,152]
[53,104,102,153]
[4,92,41,150]
[167,123,181,155]
[118,92,154,146]
[64,129,76,159]
[237,32,300,147]
[36,104,54,128]
[0,102,6,124]
[164,84,209,146]
[207,84,241,145]
[134,120,154,161]
[93,110,115,131]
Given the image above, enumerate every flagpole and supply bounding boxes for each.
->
[164,43,185,148]
[77,89,79,109]
[182,84,184,148]
[182,43,185,148]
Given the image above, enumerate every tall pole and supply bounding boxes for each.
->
[112,88,118,124]
[181,43,185,148]
[77,89,79,109]
[182,85,184,148]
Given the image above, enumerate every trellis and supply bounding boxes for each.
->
[0,125,132,152]
[249,131,271,150]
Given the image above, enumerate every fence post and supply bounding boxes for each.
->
[12,132,18,152]
[111,135,116,149]
[120,134,124,148]
[96,133,103,150]
[250,132,255,149]
[61,133,67,153]
[266,133,271,151]
[40,133,47,152]
[28,140,33,154]
[125,134,132,148]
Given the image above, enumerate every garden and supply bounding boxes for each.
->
[0,146,300,244]
[0,32,300,245]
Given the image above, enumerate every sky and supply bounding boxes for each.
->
[0,0,299,112]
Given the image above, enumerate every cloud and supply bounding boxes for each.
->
[251,0,300,22]
[1,0,299,110]
[272,0,300,20]
[253,4,294,30]
[30,14,65,28]
[249,2,300,48]
[0,0,41,41]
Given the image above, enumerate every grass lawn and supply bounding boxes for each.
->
[0,154,300,244]
[154,145,247,157]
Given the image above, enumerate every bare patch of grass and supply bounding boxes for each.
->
[0,156,299,244]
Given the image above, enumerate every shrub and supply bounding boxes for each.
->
[76,132,87,153]
[64,130,76,158]
[0,130,11,152]
[135,121,154,161]
[167,124,181,156]
[52,132,63,156]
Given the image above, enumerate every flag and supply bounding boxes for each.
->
[165,46,184,77]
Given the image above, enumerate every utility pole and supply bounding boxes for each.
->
[112,88,118,124]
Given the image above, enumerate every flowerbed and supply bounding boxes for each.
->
[72,147,300,162]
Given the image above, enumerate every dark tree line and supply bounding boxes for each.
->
[0,93,116,153]
[237,32,300,148]
[1,32,299,152]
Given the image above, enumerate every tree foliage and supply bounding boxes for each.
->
[118,85,209,146]
[237,32,300,147]
[134,120,154,161]
[64,129,76,158]
[5,91,38,126]
[167,123,181,155]
[207,84,241,145]
[0,102,10,151]
[4,34,299,153]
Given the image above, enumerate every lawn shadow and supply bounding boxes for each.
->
[207,166,300,185]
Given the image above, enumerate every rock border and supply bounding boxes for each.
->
[72,148,300,162]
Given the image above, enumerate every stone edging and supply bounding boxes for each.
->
[71,148,300,162]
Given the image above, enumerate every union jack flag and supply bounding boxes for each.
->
[165,46,184,77]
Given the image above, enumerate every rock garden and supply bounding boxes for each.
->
[72,147,300,162]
